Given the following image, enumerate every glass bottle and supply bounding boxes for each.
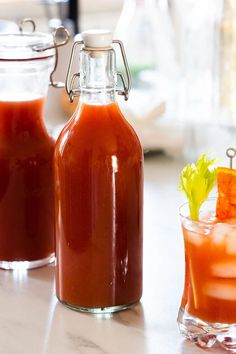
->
[55,30,143,313]
[115,0,177,123]
[0,22,68,269]
[173,0,222,160]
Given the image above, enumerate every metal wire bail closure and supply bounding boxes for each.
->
[65,38,132,103]
[19,18,36,33]
[18,18,70,88]
[113,40,131,101]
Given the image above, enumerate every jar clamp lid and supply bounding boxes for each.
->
[0,18,70,88]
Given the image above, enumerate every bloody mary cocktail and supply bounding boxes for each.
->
[180,199,236,324]
[178,154,236,351]
[179,198,236,352]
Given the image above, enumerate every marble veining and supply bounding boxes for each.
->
[66,333,106,353]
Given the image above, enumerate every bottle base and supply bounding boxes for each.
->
[59,298,139,314]
[178,307,236,352]
[0,254,55,270]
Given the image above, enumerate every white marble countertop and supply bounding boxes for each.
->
[0,154,225,354]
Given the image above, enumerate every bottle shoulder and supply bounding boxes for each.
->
[55,102,143,159]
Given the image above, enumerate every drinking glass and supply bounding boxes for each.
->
[178,197,236,351]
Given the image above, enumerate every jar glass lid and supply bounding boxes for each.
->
[0,32,55,60]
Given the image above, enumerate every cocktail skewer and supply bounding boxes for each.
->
[226,147,236,169]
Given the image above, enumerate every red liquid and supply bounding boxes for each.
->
[55,102,143,309]
[0,98,54,261]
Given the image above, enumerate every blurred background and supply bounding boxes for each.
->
[1,0,236,161]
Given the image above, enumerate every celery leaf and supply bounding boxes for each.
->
[179,154,217,220]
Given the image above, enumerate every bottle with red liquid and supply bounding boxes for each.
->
[0,20,69,270]
[55,30,143,313]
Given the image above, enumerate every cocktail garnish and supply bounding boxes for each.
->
[179,154,217,220]
[216,167,236,220]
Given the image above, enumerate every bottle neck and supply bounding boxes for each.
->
[80,90,116,105]
[79,48,117,105]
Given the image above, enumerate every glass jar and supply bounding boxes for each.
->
[0,30,56,269]
[55,30,143,313]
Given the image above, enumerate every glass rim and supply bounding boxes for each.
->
[0,32,55,61]
[179,196,236,226]
[179,196,216,216]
